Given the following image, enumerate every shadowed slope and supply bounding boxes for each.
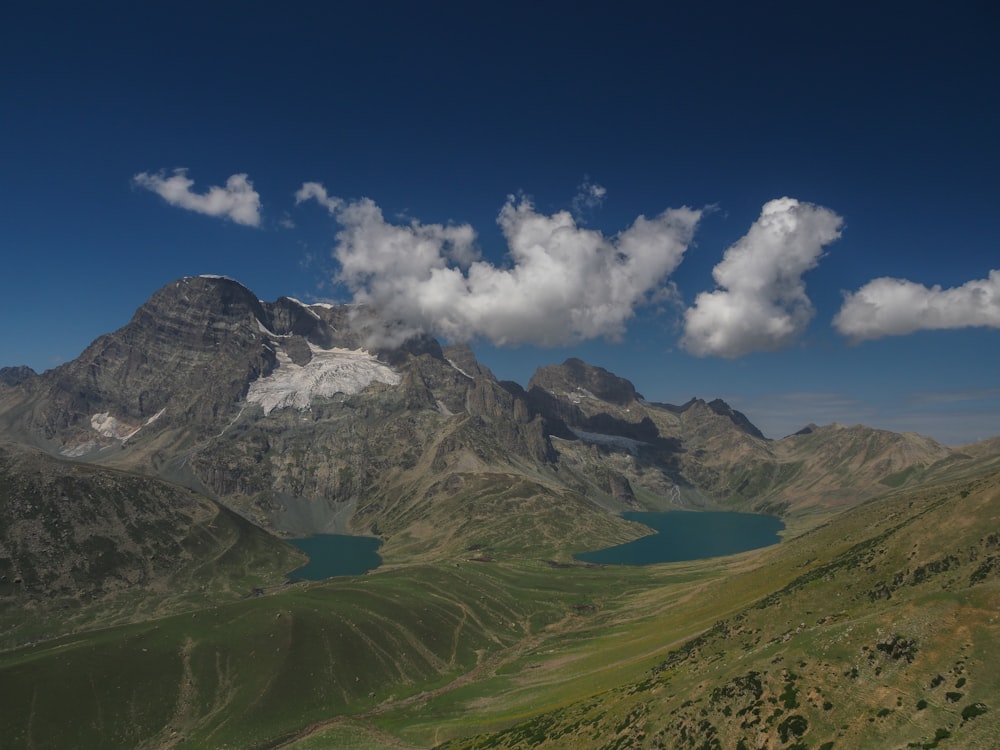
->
[0,442,301,647]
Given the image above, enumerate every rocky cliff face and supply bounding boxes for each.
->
[0,367,36,388]
[529,358,640,406]
[0,277,371,453]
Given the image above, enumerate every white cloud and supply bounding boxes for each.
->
[834,269,1000,341]
[681,197,843,358]
[298,185,701,348]
[571,177,607,221]
[133,168,261,226]
[294,181,342,214]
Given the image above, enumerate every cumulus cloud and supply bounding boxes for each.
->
[133,168,261,226]
[681,197,843,358]
[298,185,701,347]
[834,269,1000,341]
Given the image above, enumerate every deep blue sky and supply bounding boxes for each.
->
[2,1,997,444]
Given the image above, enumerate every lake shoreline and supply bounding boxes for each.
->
[286,534,383,580]
[575,510,784,566]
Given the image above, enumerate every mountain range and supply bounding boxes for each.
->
[0,275,997,749]
[0,276,968,537]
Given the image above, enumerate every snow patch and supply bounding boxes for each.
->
[446,359,474,380]
[62,408,167,456]
[144,408,166,427]
[91,412,142,440]
[90,407,165,442]
[256,318,291,338]
[566,387,597,405]
[247,344,401,415]
[216,406,246,437]
[570,428,647,455]
[284,297,321,320]
[60,441,100,458]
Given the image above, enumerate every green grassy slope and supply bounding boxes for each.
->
[2,458,998,749]
[436,470,1000,749]
[0,559,656,749]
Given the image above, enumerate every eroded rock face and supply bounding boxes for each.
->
[0,277,376,448]
[464,378,554,463]
[0,367,36,388]
[6,277,270,441]
[442,343,494,380]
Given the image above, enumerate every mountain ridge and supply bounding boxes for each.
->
[0,275,979,548]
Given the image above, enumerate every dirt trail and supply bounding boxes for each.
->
[139,638,196,750]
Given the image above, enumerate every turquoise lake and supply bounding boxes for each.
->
[287,534,383,580]
[575,511,784,565]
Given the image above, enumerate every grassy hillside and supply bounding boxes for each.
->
[0,559,663,749]
[0,442,303,648]
[1,456,997,748]
[434,470,1000,749]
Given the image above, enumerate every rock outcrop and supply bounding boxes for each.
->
[0,366,36,388]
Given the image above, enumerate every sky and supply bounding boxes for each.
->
[1,1,998,445]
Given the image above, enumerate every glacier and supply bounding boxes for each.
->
[247,344,401,415]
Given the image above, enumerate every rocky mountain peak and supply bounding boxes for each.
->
[528,358,641,406]
[705,398,767,440]
[442,343,494,380]
[663,397,765,440]
[0,277,375,449]
[172,274,265,319]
